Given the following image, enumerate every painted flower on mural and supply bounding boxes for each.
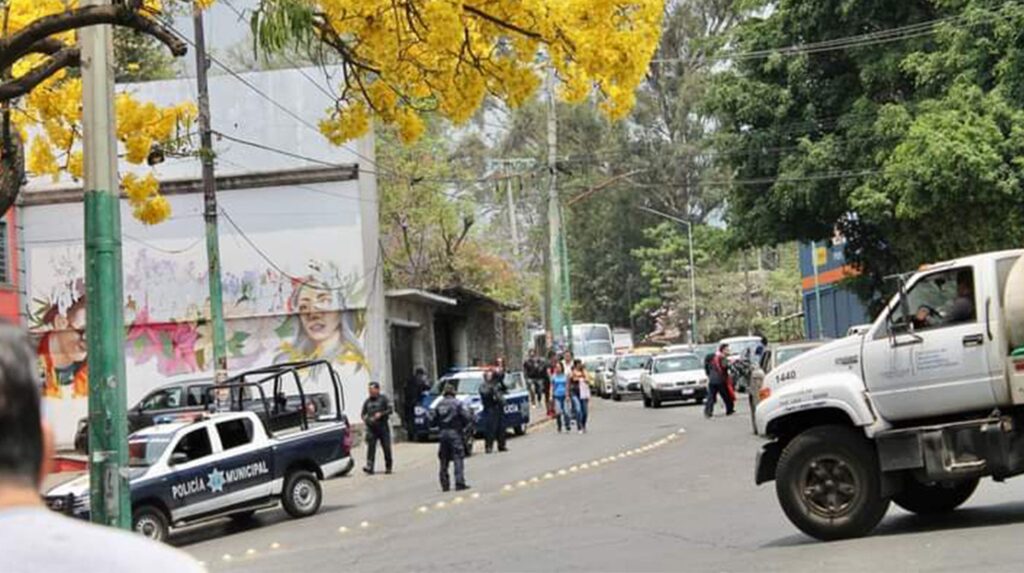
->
[127,309,203,376]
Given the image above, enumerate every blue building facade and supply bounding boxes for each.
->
[799,241,871,339]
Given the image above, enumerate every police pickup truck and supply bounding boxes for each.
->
[47,360,354,541]
[47,410,353,541]
[755,250,1024,540]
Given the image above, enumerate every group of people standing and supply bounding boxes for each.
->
[524,349,591,434]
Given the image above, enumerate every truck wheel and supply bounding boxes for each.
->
[282,470,322,518]
[893,477,979,515]
[132,505,169,542]
[775,425,890,541]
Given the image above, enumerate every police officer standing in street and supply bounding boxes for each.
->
[432,383,472,491]
[361,382,394,475]
[480,360,509,454]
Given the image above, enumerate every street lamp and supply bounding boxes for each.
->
[636,206,698,344]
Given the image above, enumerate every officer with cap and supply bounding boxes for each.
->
[361,381,394,475]
[431,383,473,491]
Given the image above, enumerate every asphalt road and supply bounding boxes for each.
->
[180,396,1024,572]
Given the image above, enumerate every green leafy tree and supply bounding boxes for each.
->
[114,28,178,82]
[708,0,1024,307]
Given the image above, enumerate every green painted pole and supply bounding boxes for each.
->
[194,7,229,382]
[81,0,130,529]
[559,202,573,355]
[545,67,566,351]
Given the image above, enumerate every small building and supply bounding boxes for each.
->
[19,68,386,449]
[800,241,870,339]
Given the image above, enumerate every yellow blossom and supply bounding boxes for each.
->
[133,195,172,225]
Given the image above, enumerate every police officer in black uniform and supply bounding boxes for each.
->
[432,383,472,491]
[361,382,394,475]
[480,361,509,454]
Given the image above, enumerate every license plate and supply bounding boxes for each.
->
[682,388,694,395]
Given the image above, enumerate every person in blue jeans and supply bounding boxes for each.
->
[550,362,571,433]
[570,360,591,433]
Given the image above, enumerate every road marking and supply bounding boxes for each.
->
[517,480,528,487]
[269,542,281,550]
[435,501,447,509]
[360,521,370,529]
[503,484,514,492]
[245,548,257,557]
[339,525,351,532]
[558,469,568,476]
[580,463,590,469]
[198,562,206,568]
[222,554,233,562]
[544,472,555,479]
[417,506,429,514]
[453,496,465,504]
[471,492,481,499]
[678,428,686,434]
[530,476,540,483]
[569,465,579,472]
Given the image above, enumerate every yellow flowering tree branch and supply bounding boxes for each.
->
[0,0,209,223]
[250,0,665,145]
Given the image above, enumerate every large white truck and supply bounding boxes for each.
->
[754,249,1024,540]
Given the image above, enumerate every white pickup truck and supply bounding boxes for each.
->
[754,249,1024,540]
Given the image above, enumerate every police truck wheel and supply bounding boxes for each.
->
[282,470,322,518]
[893,477,978,515]
[775,425,890,541]
[132,505,169,542]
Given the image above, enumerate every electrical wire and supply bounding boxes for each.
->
[653,2,1021,64]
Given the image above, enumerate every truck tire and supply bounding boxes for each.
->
[282,470,322,518]
[893,477,979,515]
[132,505,170,542]
[775,425,890,541]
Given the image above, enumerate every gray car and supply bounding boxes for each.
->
[610,354,653,401]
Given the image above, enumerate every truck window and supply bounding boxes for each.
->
[171,427,213,463]
[216,418,254,450]
[186,385,207,407]
[140,387,182,411]
[891,267,976,332]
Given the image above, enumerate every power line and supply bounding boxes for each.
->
[653,3,1021,64]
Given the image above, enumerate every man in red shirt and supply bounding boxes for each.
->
[704,343,735,418]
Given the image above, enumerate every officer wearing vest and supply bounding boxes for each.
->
[431,383,473,492]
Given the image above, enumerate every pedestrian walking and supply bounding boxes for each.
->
[571,360,591,433]
[361,382,394,474]
[704,344,735,418]
[0,324,204,572]
[550,362,572,433]
[523,349,547,407]
[480,366,509,453]
[403,367,431,437]
[431,383,472,492]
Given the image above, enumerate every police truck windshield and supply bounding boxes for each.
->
[433,375,485,395]
[128,436,172,467]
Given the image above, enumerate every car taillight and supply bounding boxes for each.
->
[758,387,771,401]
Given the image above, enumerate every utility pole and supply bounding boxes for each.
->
[81,0,129,529]
[505,171,521,260]
[811,240,825,339]
[194,7,229,383]
[744,249,753,335]
[545,67,567,352]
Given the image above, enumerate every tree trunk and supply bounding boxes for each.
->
[0,130,23,217]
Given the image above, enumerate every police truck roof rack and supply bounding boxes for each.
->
[203,360,346,437]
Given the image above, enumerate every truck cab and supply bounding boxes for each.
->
[754,249,1024,541]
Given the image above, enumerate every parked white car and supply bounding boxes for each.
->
[640,353,708,408]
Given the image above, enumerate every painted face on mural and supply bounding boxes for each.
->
[296,284,342,346]
[51,302,87,366]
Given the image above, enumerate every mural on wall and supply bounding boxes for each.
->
[31,278,88,400]
[29,247,370,447]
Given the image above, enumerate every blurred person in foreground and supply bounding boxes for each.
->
[0,323,202,572]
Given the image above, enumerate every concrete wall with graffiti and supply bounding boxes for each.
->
[22,182,377,448]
